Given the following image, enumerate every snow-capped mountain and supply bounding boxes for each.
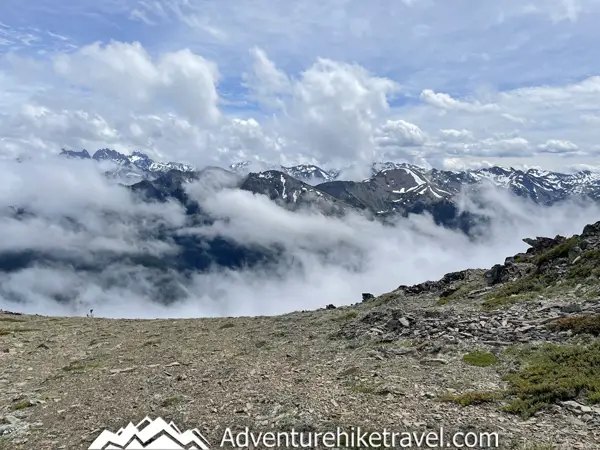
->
[58,149,600,224]
[280,164,339,183]
[60,148,195,182]
[240,170,351,216]
[229,160,278,174]
[230,161,338,184]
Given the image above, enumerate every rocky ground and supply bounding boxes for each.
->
[2,224,600,449]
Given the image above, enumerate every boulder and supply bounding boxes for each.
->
[362,293,375,301]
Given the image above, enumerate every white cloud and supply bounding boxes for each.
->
[2,1,600,170]
[243,47,291,110]
[538,139,579,154]
[442,158,493,171]
[439,129,474,142]
[420,89,499,113]
[53,41,221,124]
[375,119,426,147]
[245,51,400,165]
[209,118,284,163]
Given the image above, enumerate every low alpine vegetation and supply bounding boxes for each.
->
[463,350,498,367]
[547,314,600,336]
[503,342,600,418]
[439,391,503,407]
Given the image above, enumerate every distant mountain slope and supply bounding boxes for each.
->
[60,148,195,182]
[230,161,338,184]
[240,170,354,215]
[60,148,600,207]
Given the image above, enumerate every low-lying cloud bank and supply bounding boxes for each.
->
[1,159,599,319]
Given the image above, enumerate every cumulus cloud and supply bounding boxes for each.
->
[53,41,221,124]
[375,120,426,147]
[242,49,400,165]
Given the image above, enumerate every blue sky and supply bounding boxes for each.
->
[1,0,600,171]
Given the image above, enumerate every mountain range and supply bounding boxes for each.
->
[60,148,600,227]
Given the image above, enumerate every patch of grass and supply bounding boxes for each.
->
[161,395,183,407]
[502,341,600,418]
[0,317,24,322]
[463,350,498,367]
[533,236,579,266]
[436,297,450,306]
[439,391,503,407]
[482,292,540,309]
[11,399,32,411]
[547,314,600,336]
[219,322,235,329]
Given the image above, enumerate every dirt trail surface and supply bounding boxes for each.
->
[0,293,599,449]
